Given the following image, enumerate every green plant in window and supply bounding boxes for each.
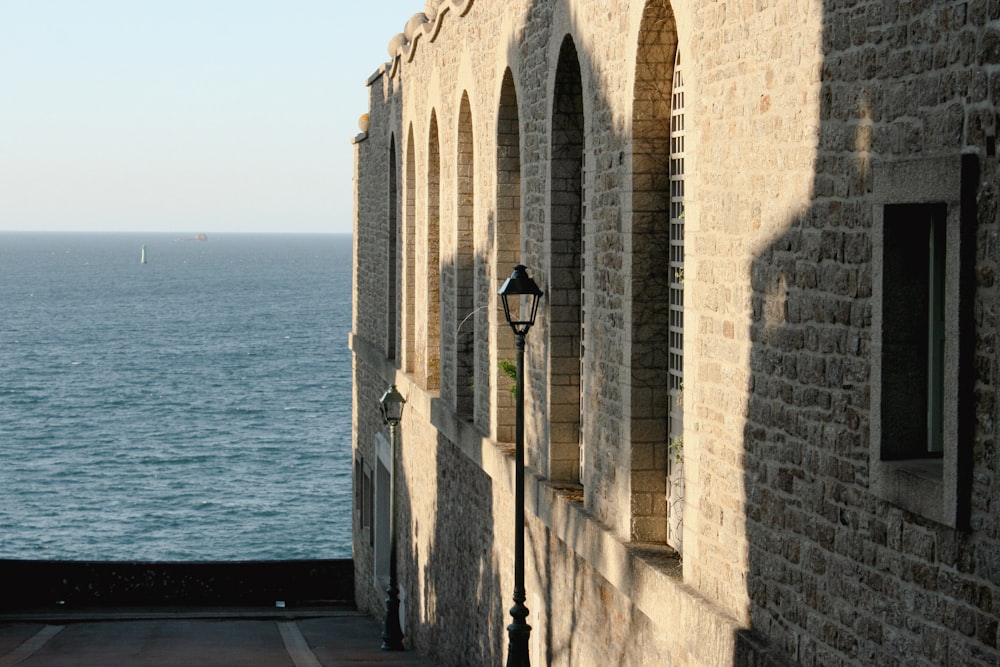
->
[669,382,684,462]
[669,435,684,464]
[498,359,517,394]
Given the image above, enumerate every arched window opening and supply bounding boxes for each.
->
[388,134,399,362]
[630,0,680,547]
[549,36,585,485]
[455,93,476,418]
[404,126,417,374]
[495,69,521,443]
[425,112,441,391]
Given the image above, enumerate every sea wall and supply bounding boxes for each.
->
[0,560,353,609]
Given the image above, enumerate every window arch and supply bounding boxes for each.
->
[455,93,475,418]
[494,69,521,443]
[425,111,441,391]
[403,125,417,374]
[388,134,399,362]
[630,0,680,547]
[549,36,585,484]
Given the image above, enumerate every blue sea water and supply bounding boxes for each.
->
[0,232,353,561]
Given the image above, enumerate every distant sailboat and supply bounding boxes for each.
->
[140,245,147,264]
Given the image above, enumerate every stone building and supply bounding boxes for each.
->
[350,0,1000,664]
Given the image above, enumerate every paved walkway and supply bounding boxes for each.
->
[0,607,440,666]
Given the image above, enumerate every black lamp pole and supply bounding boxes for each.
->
[379,384,406,651]
[498,265,543,667]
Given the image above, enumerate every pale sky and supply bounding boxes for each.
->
[0,1,419,234]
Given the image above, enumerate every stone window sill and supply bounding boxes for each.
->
[875,458,947,525]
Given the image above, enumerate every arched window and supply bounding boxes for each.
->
[455,93,475,418]
[388,134,399,362]
[494,69,521,443]
[549,36,585,484]
[403,125,416,374]
[630,0,681,548]
[425,112,441,390]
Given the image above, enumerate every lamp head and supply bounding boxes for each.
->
[379,384,406,426]
[498,264,543,336]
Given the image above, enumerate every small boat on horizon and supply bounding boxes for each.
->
[140,245,147,264]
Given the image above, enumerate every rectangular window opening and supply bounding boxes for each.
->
[362,464,374,546]
[880,203,947,462]
[355,456,364,526]
[871,153,976,529]
[374,459,391,584]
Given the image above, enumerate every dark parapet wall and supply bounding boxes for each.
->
[0,559,354,609]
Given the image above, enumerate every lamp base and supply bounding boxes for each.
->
[381,587,404,651]
[506,604,531,666]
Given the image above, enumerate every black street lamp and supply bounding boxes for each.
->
[379,384,406,651]
[497,264,543,667]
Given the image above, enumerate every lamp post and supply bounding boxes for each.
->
[379,384,406,651]
[498,264,543,667]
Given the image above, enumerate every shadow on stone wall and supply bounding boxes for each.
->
[408,429,504,663]
[371,0,990,663]
[399,252,504,663]
[739,1,996,663]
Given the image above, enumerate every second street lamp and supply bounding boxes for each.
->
[379,384,406,651]
[497,264,543,667]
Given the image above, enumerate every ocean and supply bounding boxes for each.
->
[0,232,353,561]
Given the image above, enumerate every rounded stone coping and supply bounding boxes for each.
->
[384,0,477,75]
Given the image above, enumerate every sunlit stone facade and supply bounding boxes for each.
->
[352,1,1000,664]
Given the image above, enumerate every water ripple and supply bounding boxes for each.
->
[0,233,353,561]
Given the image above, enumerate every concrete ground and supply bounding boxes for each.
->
[0,607,440,666]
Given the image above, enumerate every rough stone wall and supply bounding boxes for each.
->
[731,0,1000,664]
[352,71,396,356]
[571,3,633,537]
[681,0,827,622]
[350,68,397,617]
[402,419,507,666]
[349,346,385,617]
[352,0,1000,665]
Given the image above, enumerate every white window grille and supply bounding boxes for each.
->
[666,49,685,552]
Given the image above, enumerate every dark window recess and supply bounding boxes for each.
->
[355,456,364,525]
[880,203,947,461]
